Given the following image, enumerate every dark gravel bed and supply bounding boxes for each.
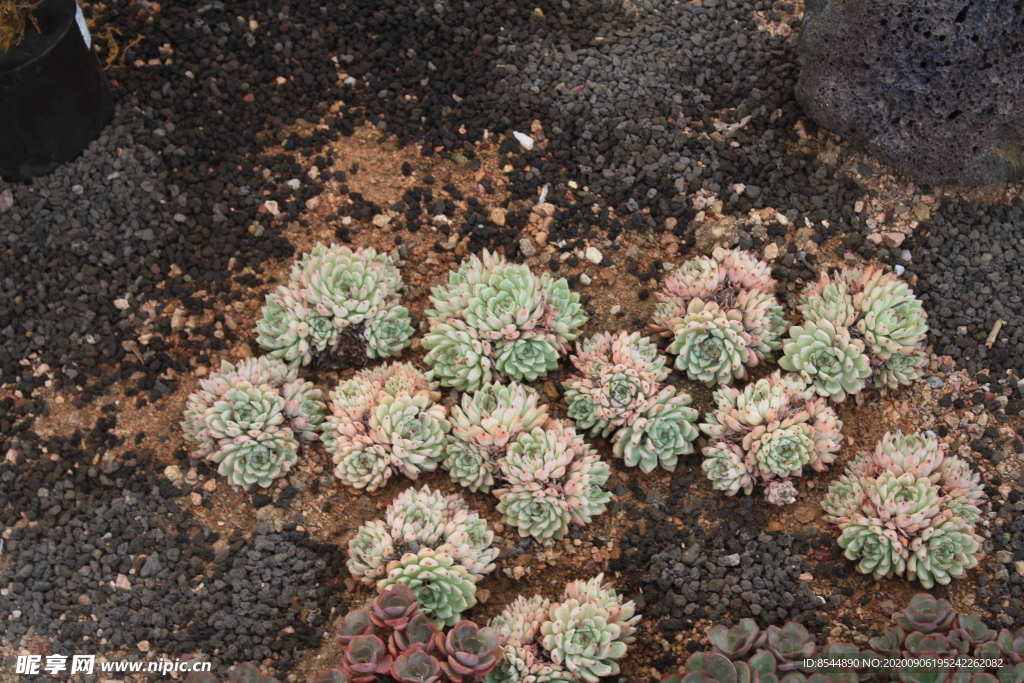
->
[0,423,346,676]
[609,469,832,657]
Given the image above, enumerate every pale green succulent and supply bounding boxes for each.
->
[654,249,784,387]
[564,331,667,437]
[778,318,872,402]
[796,266,928,392]
[700,371,843,504]
[764,479,798,506]
[494,336,562,383]
[540,600,630,682]
[180,357,324,489]
[667,299,752,386]
[442,381,548,493]
[611,387,699,473]
[378,547,478,627]
[488,575,638,683]
[424,250,586,390]
[347,486,498,624]
[495,484,571,541]
[255,244,411,367]
[822,431,986,588]
[494,420,610,539]
[489,595,552,646]
[211,427,299,490]
[322,363,450,492]
[907,516,983,588]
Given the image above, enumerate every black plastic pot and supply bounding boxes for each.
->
[0,0,113,180]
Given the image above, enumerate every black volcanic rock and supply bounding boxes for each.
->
[796,0,1024,185]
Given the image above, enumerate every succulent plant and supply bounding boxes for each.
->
[343,635,394,683]
[488,575,638,683]
[436,620,503,681]
[347,486,497,626]
[310,668,352,683]
[442,381,549,493]
[391,646,443,683]
[255,244,413,368]
[323,362,450,492]
[423,250,587,390]
[822,431,985,588]
[778,319,871,402]
[763,480,798,506]
[494,419,611,540]
[180,357,325,490]
[699,371,843,505]
[372,584,420,630]
[707,619,766,660]
[562,332,700,473]
[391,613,442,656]
[787,265,928,394]
[337,610,378,648]
[652,249,785,386]
[893,594,956,634]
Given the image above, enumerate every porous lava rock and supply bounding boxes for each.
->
[796,0,1024,186]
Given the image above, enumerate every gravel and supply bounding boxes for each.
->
[0,424,346,674]
[608,467,834,653]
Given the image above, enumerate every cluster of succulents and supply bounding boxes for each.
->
[822,430,986,588]
[422,250,587,391]
[779,265,928,401]
[651,248,785,387]
[180,357,325,490]
[562,332,700,473]
[332,585,504,683]
[659,620,842,683]
[661,594,1024,683]
[440,381,611,540]
[187,587,503,683]
[255,244,414,369]
[323,362,450,492]
[698,370,843,505]
[346,486,498,626]
[487,574,640,683]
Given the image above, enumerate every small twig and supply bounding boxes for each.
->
[986,318,1004,349]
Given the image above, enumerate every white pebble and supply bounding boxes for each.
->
[580,273,592,285]
[894,264,906,276]
[585,246,603,264]
[513,131,535,151]
[286,178,301,190]
[609,305,622,315]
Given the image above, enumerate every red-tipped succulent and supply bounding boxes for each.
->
[341,634,393,683]
[435,620,503,682]
[391,613,442,656]
[310,668,352,683]
[336,610,378,648]
[372,584,420,630]
[390,646,443,683]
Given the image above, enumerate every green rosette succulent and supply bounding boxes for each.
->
[611,387,700,473]
[493,419,610,539]
[421,321,493,392]
[823,430,986,587]
[323,363,450,492]
[654,249,784,386]
[795,266,928,393]
[424,250,585,390]
[907,516,983,589]
[378,548,478,627]
[495,484,571,541]
[778,318,871,402]
[211,426,300,490]
[365,306,415,360]
[540,600,630,683]
[702,443,754,496]
[347,486,498,624]
[564,331,668,437]
[442,381,548,493]
[255,244,411,367]
[667,299,751,386]
[764,479,798,506]
[494,335,562,383]
[699,371,843,505]
[489,595,551,646]
[181,357,323,489]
